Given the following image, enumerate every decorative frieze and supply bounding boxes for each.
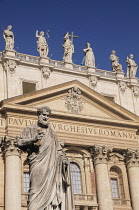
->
[4,59,16,74]
[125,148,139,168]
[91,145,113,165]
[1,136,21,157]
[65,86,84,113]
[41,67,51,79]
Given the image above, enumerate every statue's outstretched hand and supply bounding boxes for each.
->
[34,132,44,146]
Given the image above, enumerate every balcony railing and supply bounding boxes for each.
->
[74,194,97,207]
[113,198,131,206]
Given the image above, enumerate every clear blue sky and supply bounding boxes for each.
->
[0,0,139,77]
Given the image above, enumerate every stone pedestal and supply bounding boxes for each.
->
[39,56,50,64]
[116,70,125,78]
[64,62,73,69]
[3,50,16,57]
[92,145,113,210]
[126,149,139,210]
[2,136,21,210]
[130,77,138,84]
[87,67,96,73]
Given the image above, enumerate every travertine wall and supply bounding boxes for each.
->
[0,50,139,116]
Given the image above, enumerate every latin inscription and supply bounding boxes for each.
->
[0,117,138,140]
[51,123,139,140]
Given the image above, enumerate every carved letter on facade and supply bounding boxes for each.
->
[65,86,84,113]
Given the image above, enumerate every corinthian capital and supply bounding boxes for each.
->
[91,145,113,165]
[1,136,21,157]
[125,148,139,168]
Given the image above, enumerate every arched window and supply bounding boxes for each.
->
[70,162,82,194]
[110,166,125,200]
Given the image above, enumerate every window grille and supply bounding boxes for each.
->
[70,162,82,194]
[111,178,119,198]
[23,172,30,193]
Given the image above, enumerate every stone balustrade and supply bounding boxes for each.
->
[16,52,39,63]
[74,193,97,207]
[21,193,28,206]
[0,51,136,80]
[112,198,131,206]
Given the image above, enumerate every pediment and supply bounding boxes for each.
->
[2,80,139,122]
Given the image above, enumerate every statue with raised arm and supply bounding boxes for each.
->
[18,106,75,210]
[3,25,14,50]
[36,30,48,57]
[110,50,122,72]
[126,54,138,78]
[63,32,74,63]
[83,43,95,67]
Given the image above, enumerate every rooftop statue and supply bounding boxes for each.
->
[63,32,74,63]
[126,54,138,78]
[110,50,122,72]
[83,43,95,68]
[3,25,14,50]
[18,106,75,210]
[36,30,49,57]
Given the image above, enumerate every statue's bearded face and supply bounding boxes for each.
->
[38,109,50,127]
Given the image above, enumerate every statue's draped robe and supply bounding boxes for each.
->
[84,48,95,68]
[126,58,138,78]
[20,124,75,210]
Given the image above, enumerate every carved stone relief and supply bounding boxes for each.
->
[119,81,127,94]
[90,75,98,88]
[91,145,113,165]
[109,153,124,163]
[4,59,16,74]
[133,86,139,98]
[125,148,139,168]
[1,136,21,157]
[65,86,84,113]
[41,67,50,79]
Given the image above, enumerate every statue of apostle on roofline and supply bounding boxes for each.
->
[17,106,75,210]
[36,30,49,57]
[63,32,74,63]
[3,25,14,50]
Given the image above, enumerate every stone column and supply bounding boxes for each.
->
[83,206,88,210]
[125,149,139,210]
[1,136,21,210]
[91,145,113,210]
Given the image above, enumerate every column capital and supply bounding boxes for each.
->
[125,148,139,168]
[91,145,113,165]
[1,136,21,157]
